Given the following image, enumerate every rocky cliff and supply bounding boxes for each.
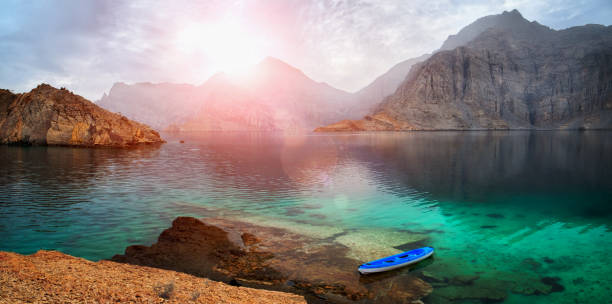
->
[0,84,164,146]
[316,10,612,131]
[352,54,431,116]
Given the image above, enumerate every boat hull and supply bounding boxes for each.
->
[358,247,434,274]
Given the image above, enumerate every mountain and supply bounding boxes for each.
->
[352,54,431,117]
[0,84,164,146]
[98,57,354,131]
[178,57,354,131]
[98,82,202,130]
[315,10,612,131]
[351,11,535,117]
[439,9,548,51]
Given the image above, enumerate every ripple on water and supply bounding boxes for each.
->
[1,132,611,303]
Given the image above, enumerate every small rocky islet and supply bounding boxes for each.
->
[0,84,164,147]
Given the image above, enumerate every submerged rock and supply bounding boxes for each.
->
[112,216,433,303]
[0,84,164,147]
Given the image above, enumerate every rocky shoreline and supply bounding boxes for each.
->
[1,215,572,303]
[0,250,305,303]
[111,216,433,303]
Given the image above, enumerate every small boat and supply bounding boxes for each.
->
[358,246,434,274]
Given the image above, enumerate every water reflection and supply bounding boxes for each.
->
[0,131,611,303]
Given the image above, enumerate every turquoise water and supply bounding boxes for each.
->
[1,131,611,303]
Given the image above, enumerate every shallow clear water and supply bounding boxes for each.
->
[1,131,611,303]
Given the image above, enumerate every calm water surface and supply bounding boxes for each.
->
[1,131,611,303]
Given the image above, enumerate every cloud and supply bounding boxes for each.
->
[0,0,610,100]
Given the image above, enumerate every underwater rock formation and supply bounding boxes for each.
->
[112,216,433,303]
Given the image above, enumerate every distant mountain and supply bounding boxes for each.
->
[98,82,202,130]
[352,54,431,117]
[315,10,612,131]
[178,57,354,131]
[0,84,163,146]
[98,57,354,131]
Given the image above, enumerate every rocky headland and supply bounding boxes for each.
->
[0,250,305,303]
[316,10,612,131]
[0,84,164,147]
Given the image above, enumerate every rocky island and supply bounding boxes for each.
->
[0,84,164,147]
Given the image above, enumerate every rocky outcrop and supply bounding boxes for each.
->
[112,216,433,303]
[0,84,164,147]
[0,250,305,303]
[316,10,612,131]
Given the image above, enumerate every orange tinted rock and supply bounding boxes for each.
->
[0,250,305,303]
[0,84,164,147]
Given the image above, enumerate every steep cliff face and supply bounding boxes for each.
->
[0,84,164,147]
[317,11,612,131]
[352,54,431,117]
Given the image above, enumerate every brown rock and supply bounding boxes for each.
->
[0,84,164,147]
[0,250,305,303]
[241,232,261,246]
[113,216,433,303]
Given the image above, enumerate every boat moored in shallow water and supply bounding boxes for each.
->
[358,247,434,274]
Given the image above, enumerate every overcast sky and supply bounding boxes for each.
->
[1,0,611,100]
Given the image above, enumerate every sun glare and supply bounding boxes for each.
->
[176,19,267,75]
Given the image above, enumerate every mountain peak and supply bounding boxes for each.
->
[251,56,312,84]
[503,9,522,17]
[439,9,546,51]
[256,57,303,74]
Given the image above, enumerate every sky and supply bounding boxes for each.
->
[0,0,611,100]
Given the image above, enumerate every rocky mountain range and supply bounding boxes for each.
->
[316,10,612,131]
[99,57,356,131]
[97,10,612,132]
[0,84,164,147]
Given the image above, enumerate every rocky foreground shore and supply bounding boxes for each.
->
[112,216,433,303]
[1,215,568,303]
[0,250,305,303]
[0,84,164,147]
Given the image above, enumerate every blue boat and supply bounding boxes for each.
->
[358,246,434,274]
